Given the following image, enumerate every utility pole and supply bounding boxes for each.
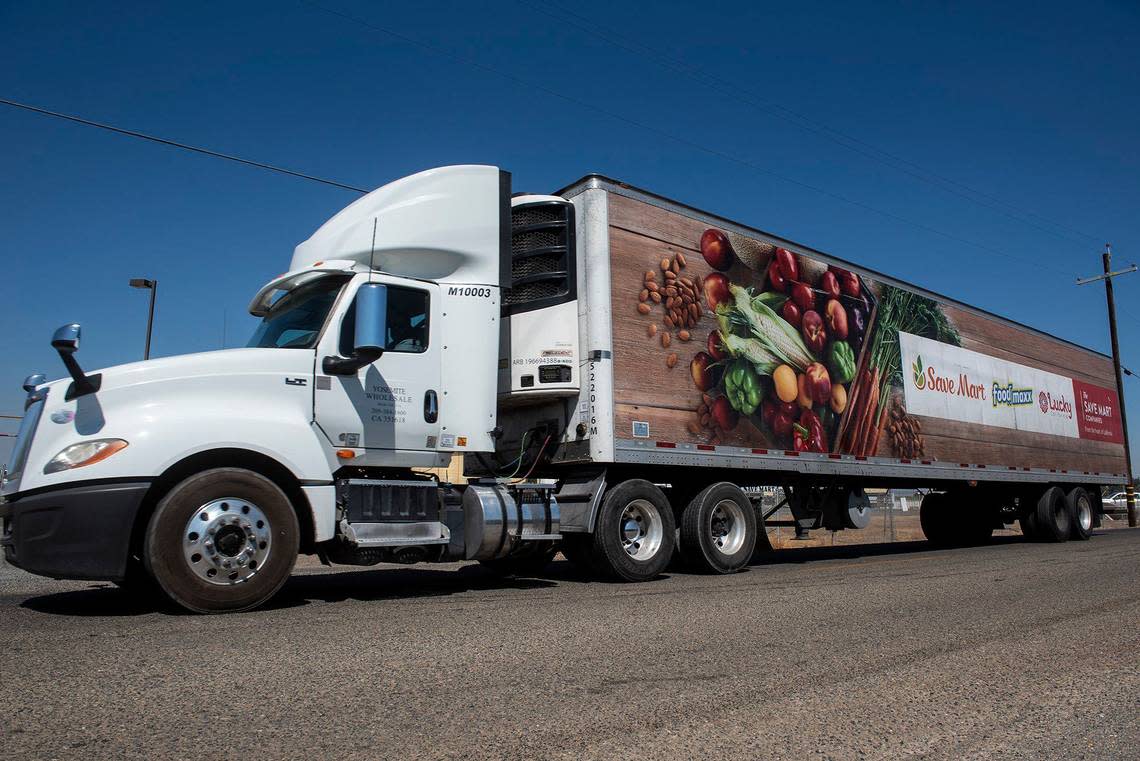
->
[1077,245,1137,526]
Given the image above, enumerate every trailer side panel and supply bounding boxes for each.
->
[605,189,1127,483]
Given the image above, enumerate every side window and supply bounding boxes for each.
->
[339,285,430,356]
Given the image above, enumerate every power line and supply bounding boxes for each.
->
[307,3,1073,278]
[0,97,369,194]
[518,0,1103,247]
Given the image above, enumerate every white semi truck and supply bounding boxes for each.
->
[1,165,1127,612]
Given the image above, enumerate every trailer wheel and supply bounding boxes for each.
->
[956,495,996,546]
[591,479,675,582]
[679,483,757,574]
[479,541,558,576]
[1033,486,1071,542]
[1065,487,1093,541]
[144,468,299,613]
[1017,488,1044,540]
[919,492,955,547]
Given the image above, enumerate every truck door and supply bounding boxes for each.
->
[314,276,442,457]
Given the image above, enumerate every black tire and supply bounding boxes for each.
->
[144,468,299,613]
[590,479,676,582]
[1066,487,1093,541]
[679,482,757,574]
[479,541,557,576]
[920,492,954,547]
[958,494,996,546]
[1033,486,1071,543]
[1018,488,1044,540]
[1018,512,1039,540]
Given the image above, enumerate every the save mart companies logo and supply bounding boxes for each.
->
[911,355,1034,408]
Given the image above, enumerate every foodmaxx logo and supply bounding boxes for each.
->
[992,383,1033,408]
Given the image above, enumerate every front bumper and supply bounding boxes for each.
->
[1,481,150,581]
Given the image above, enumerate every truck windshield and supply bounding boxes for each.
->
[247,275,349,349]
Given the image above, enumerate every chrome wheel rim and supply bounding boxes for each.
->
[709,499,747,556]
[183,498,273,586]
[619,499,663,561]
[1077,497,1092,532]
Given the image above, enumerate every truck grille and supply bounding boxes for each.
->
[3,394,45,488]
[504,200,575,313]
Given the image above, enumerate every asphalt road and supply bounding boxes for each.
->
[2,530,1138,760]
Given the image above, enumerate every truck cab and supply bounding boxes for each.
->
[1,165,576,612]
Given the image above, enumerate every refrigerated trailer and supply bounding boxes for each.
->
[1,165,1128,612]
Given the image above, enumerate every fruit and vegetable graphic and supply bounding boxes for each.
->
[686,227,877,453]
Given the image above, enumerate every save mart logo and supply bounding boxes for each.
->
[909,355,987,400]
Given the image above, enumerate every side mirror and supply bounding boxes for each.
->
[52,323,81,354]
[353,283,388,355]
[322,283,387,376]
[50,322,101,399]
[22,373,46,393]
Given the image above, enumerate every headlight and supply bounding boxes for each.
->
[44,439,129,474]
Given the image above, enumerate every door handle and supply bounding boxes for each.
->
[424,390,438,423]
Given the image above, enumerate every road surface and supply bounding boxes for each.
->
[2,530,1137,759]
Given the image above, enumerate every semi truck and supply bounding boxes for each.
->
[1,165,1129,612]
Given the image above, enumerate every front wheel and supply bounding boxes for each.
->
[590,479,676,582]
[144,468,299,613]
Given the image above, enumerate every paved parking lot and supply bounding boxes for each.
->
[2,529,1138,759]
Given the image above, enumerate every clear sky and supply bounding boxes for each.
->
[2,1,1138,472]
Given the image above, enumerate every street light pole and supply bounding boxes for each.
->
[129,278,158,360]
[1077,245,1137,527]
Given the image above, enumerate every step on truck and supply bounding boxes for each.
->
[1,165,1129,612]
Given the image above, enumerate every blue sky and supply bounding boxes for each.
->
[2,0,1138,472]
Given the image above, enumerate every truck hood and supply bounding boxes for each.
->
[4,348,318,497]
[47,348,314,395]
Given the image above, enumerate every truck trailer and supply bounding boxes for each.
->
[1,165,1128,612]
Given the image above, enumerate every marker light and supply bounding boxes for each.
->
[44,439,129,474]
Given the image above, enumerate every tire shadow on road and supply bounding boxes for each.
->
[19,565,562,617]
[751,535,1025,566]
[270,564,561,608]
[21,585,169,617]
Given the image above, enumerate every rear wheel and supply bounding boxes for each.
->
[679,483,757,574]
[1033,486,1071,543]
[1066,487,1093,541]
[590,479,676,582]
[144,468,299,613]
